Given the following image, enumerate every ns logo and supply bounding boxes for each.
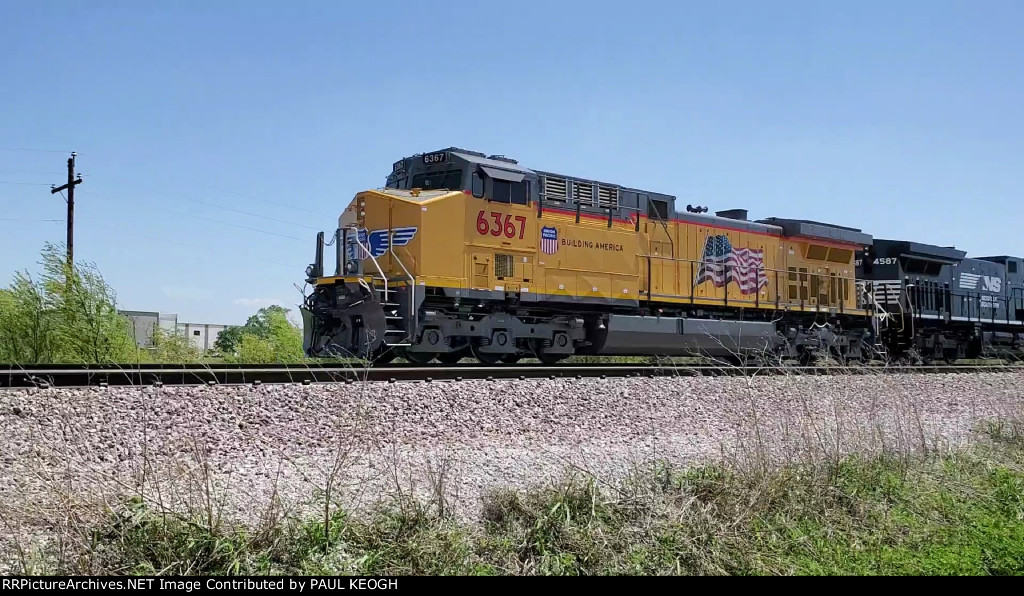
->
[959,272,1002,293]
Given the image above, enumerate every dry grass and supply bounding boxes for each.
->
[2,361,1023,575]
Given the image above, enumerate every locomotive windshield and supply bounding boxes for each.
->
[411,169,462,191]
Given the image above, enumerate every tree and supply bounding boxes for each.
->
[38,243,136,363]
[241,305,292,338]
[223,304,305,363]
[0,243,137,364]
[212,325,245,355]
[0,274,54,364]
[153,327,201,363]
[236,334,276,364]
[263,306,304,362]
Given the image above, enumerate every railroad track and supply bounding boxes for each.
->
[0,362,1019,388]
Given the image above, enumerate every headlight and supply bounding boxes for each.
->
[305,265,314,277]
[346,261,358,273]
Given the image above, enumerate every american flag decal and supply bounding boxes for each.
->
[541,226,558,255]
[696,235,768,295]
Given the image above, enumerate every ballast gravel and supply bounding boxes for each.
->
[0,372,1021,534]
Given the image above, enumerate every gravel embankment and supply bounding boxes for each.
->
[1,373,1021,531]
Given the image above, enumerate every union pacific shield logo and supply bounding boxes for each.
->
[540,226,558,255]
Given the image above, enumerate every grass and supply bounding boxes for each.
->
[17,423,1024,576]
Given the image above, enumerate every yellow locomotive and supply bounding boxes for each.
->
[302,148,873,364]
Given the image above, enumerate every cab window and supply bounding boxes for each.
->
[411,169,463,191]
[491,179,530,205]
[471,172,484,197]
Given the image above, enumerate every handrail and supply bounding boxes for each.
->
[636,252,861,311]
[637,253,859,280]
[389,243,417,341]
[345,225,388,302]
[645,196,676,258]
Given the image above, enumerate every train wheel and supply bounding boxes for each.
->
[403,350,437,365]
[372,346,397,365]
[531,338,569,365]
[827,346,848,367]
[471,342,503,365]
[437,351,464,364]
[753,352,785,368]
[533,344,567,365]
[537,352,566,365]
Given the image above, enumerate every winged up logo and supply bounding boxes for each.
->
[348,226,418,259]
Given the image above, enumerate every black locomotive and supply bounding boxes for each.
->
[857,240,1024,361]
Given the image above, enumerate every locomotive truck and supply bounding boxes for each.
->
[301,147,883,364]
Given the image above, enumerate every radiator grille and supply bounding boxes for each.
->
[573,183,593,205]
[540,176,568,202]
[597,185,619,208]
[495,254,514,279]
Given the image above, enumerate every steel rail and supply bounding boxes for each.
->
[0,363,1018,388]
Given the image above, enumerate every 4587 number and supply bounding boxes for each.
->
[855,257,898,267]
[477,210,526,239]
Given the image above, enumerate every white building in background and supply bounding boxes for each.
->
[118,310,232,352]
[120,310,160,348]
[176,322,229,352]
[159,313,178,334]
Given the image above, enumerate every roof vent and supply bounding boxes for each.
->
[716,209,748,221]
[487,154,518,164]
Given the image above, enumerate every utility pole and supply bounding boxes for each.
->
[50,152,82,268]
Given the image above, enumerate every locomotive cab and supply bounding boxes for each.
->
[386,148,536,205]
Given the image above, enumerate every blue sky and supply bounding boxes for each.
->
[2,1,1022,324]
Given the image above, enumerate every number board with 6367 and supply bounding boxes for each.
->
[422,151,448,165]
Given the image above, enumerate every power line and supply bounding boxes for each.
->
[0,146,77,154]
[147,189,321,231]
[197,184,336,218]
[81,175,337,220]
[152,206,306,241]
[89,221,297,270]
[78,182,329,231]
[0,218,64,223]
[0,169,61,175]
[83,189,305,241]
[0,181,53,186]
